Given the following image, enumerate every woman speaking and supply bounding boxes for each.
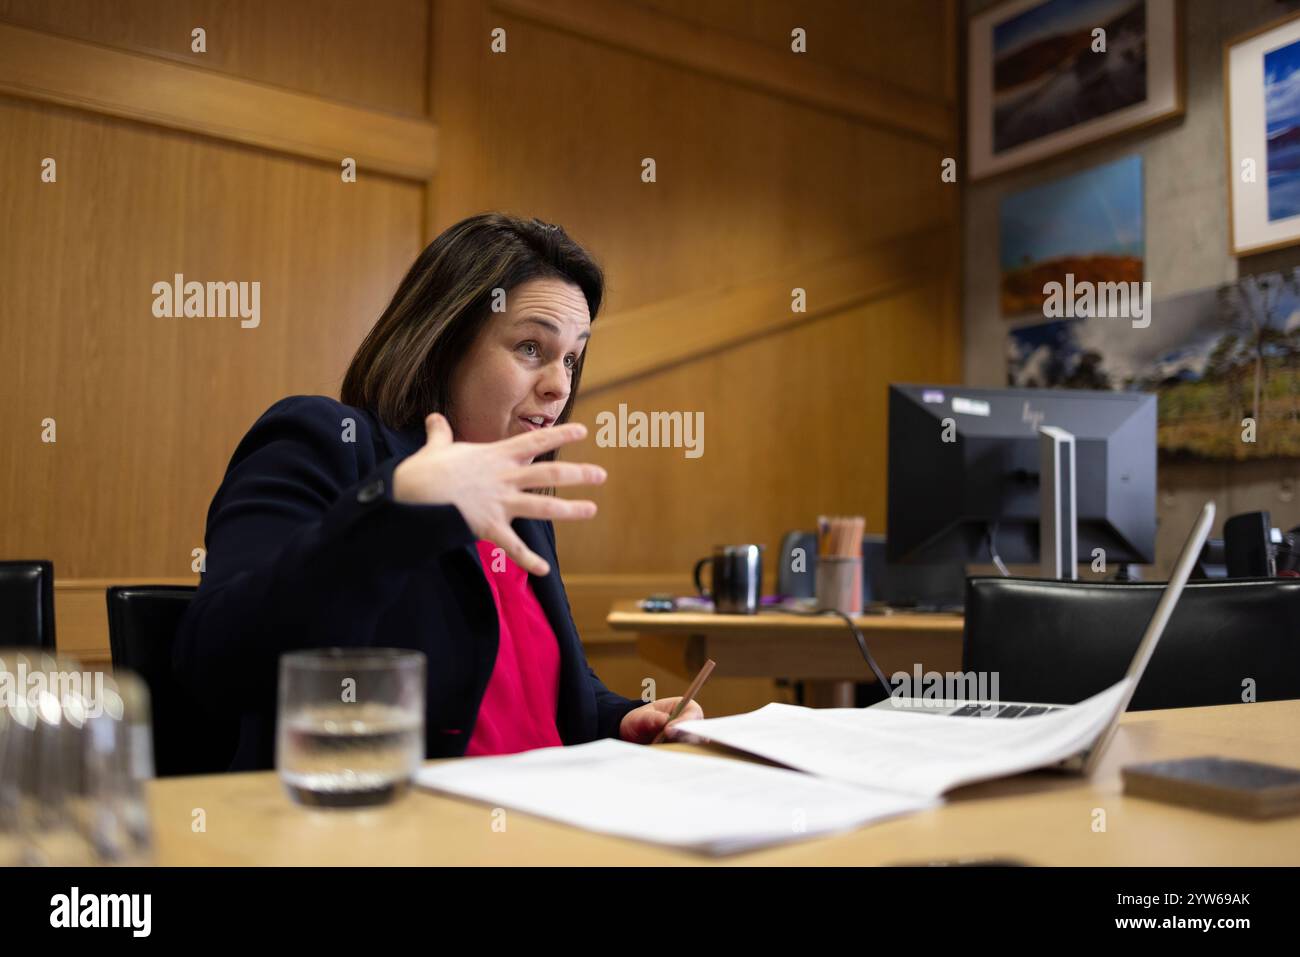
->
[174,213,703,771]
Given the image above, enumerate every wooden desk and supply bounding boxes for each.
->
[607,600,964,706]
[145,700,1300,866]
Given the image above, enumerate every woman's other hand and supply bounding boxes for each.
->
[392,413,604,576]
[618,697,705,744]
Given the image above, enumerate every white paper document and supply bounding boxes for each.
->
[667,679,1135,799]
[415,737,936,855]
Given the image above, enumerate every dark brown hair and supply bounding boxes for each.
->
[341,212,604,462]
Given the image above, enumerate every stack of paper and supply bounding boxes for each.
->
[668,679,1133,798]
[415,679,1133,853]
[415,738,936,855]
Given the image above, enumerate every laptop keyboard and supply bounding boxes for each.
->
[948,703,1065,718]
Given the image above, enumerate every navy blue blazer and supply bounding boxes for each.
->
[173,395,643,772]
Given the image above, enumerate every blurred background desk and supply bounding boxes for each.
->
[145,700,1300,866]
[606,600,963,707]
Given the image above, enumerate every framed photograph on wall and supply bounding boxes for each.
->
[1006,274,1300,460]
[968,0,1182,180]
[999,154,1144,317]
[1226,11,1300,256]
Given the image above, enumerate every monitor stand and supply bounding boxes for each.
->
[1111,562,1142,582]
[1039,425,1078,581]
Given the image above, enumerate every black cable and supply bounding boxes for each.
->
[759,605,893,702]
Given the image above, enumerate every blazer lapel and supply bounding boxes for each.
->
[457,519,586,713]
[513,518,591,742]
[513,518,579,650]
[377,418,425,459]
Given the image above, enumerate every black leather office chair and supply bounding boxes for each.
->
[105,586,238,776]
[0,560,56,650]
[963,577,1300,710]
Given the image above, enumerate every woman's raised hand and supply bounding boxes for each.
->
[391,412,605,576]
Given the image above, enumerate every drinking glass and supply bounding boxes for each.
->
[0,650,153,865]
[277,649,425,808]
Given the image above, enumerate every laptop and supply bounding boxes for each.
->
[868,501,1216,775]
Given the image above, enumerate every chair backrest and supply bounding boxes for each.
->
[963,576,1300,710]
[105,586,238,776]
[0,560,56,650]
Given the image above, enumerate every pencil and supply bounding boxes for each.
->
[650,658,716,745]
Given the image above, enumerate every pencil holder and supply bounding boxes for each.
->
[815,557,862,616]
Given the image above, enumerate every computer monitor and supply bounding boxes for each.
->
[886,384,1156,567]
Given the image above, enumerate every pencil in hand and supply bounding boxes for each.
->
[651,658,716,745]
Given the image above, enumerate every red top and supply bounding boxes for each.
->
[464,539,564,756]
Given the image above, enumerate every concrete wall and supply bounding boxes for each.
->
[963,0,1300,576]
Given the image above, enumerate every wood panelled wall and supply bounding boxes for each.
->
[1,1,961,716]
[431,0,962,589]
[0,0,432,115]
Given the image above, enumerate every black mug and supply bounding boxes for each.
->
[693,545,764,615]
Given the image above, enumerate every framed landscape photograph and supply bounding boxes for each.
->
[968,0,1182,180]
[1006,275,1300,460]
[999,155,1144,317]
[1226,11,1300,255]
